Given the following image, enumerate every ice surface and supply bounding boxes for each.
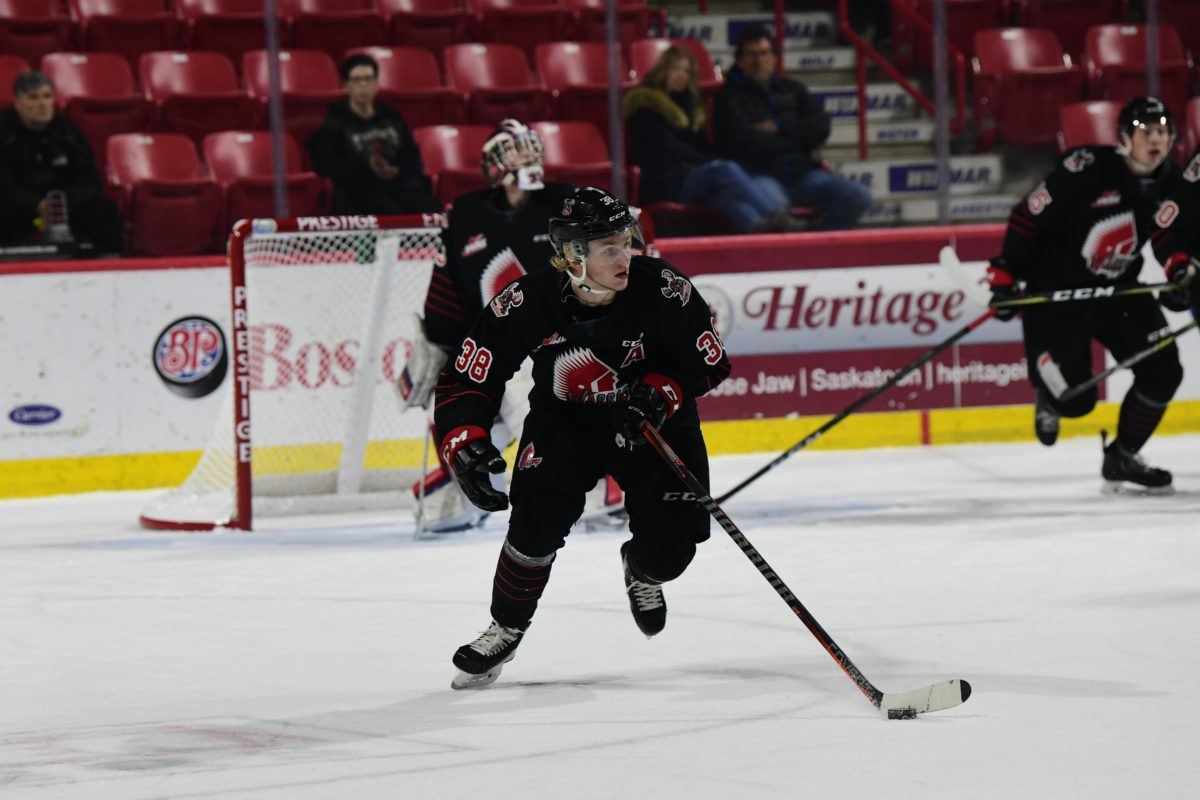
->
[2,435,1199,799]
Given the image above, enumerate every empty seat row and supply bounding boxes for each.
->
[973,23,1197,149]
[103,119,624,255]
[0,0,665,70]
[4,41,717,171]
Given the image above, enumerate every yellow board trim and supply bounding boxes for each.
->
[3,400,1199,499]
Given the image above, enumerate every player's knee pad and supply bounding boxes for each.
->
[631,536,697,583]
[1131,351,1183,405]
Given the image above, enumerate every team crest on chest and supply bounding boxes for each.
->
[552,347,623,404]
[480,247,527,304]
[1081,211,1138,278]
[660,270,692,305]
[489,283,524,317]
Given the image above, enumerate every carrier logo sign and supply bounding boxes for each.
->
[153,316,228,398]
[9,404,61,426]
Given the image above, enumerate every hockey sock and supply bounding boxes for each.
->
[1115,389,1168,454]
[490,539,555,630]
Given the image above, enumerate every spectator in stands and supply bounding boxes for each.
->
[0,71,121,254]
[624,45,803,234]
[713,25,871,231]
[307,54,441,215]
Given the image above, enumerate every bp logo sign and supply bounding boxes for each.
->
[153,316,228,398]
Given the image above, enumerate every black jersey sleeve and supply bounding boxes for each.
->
[1150,151,1200,270]
[423,206,474,349]
[639,260,732,398]
[1000,148,1093,282]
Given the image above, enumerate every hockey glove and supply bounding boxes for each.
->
[1159,253,1197,313]
[986,259,1019,321]
[441,425,508,512]
[613,373,683,447]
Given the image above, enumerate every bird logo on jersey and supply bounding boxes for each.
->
[489,283,524,317]
[1184,154,1200,183]
[660,270,692,306]
[1081,211,1139,278]
[1063,149,1095,173]
[480,247,527,305]
[552,347,622,404]
[517,443,542,470]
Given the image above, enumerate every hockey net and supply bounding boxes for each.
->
[140,214,445,530]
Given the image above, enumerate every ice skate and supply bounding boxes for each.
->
[1101,433,1173,495]
[450,619,525,690]
[1034,389,1060,447]
[621,542,666,637]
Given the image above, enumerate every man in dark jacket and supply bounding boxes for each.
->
[306,54,441,215]
[0,71,121,253]
[713,25,870,230]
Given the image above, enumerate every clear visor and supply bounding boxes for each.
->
[563,223,645,265]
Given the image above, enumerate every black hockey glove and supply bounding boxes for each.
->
[613,373,683,447]
[441,425,508,512]
[1159,253,1197,313]
[986,259,1019,321]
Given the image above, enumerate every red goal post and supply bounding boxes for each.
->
[141,213,446,531]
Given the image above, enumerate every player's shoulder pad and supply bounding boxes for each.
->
[1058,146,1104,175]
[633,255,696,308]
[1181,151,1200,183]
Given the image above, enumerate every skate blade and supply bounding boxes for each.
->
[1101,480,1175,497]
[451,663,505,690]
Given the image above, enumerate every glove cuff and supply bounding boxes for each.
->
[441,424,489,466]
[642,373,683,419]
[1163,252,1191,282]
[986,263,1014,287]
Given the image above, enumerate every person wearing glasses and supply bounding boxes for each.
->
[713,24,870,231]
[307,54,441,215]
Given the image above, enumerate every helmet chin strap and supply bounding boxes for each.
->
[566,255,616,299]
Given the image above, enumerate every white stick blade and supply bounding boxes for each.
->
[939,246,993,307]
[880,679,972,715]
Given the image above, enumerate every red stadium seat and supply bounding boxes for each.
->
[0,0,74,67]
[0,54,31,110]
[443,43,552,126]
[562,0,662,52]
[203,130,324,232]
[1014,0,1122,58]
[68,0,180,68]
[1084,24,1193,123]
[1056,100,1121,152]
[176,0,273,73]
[377,0,471,69]
[972,28,1084,149]
[531,119,617,194]
[242,49,343,143]
[140,51,253,144]
[105,132,221,255]
[412,123,492,202]
[535,42,632,141]
[628,38,722,104]
[891,0,1003,70]
[344,45,461,127]
[40,51,147,171]
[466,0,574,61]
[277,0,384,64]
[1181,96,1200,162]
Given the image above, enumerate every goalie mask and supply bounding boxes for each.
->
[1117,96,1175,174]
[548,187,644,293]
[481,119,545,191]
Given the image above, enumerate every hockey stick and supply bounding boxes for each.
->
[715,309,997,504]
[641,422,972,718]
[939,245,1172,309]
[1057,319,1199,403]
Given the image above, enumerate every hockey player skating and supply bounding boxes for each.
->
[1148,144,1200,328]
[434,187,731,688]
[987,96,1183,493]
[398,119,621,532]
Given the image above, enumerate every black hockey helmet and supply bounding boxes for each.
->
[1118,96,1174,139]
[548,187,642,264]
[480,118,544,189]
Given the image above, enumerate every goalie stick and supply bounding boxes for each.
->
[939,245,1173,309]
[715,308,996,504]
[640,421,972,718]
[1057,318,1199,402]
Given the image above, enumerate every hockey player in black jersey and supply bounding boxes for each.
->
[988,96,1183,493]
[435,187,731,689]
[398,119,620,531]
[1148,144,1200,323]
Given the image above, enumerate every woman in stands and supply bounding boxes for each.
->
[623,45,802,234]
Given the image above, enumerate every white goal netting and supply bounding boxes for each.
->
[141,217,443,530]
